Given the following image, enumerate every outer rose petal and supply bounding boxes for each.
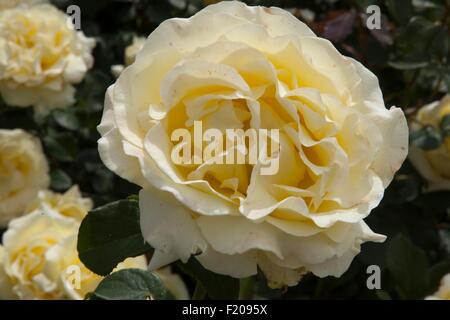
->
[98,86,149,188]
[349,58,409,187]
[202,1,315,38]
[196,248,258,279]
[139,188,207,268]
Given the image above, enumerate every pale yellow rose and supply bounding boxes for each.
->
[0,0,47,10]
[26,185,93,222]
[409,95,450,192]
[43,234,148,300]
[98,1,408,288]
[0,211,78,299]
[426,273,450,300]
[0,209,148,300]
[0,4,95,113]
[0,129,50,227]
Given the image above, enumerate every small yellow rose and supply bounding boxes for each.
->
[0,186,188,299]
[409,95,450,191]
[0,4,95,113]
[0,211,78,299]
[0,208,148,300]
[26,185,93,222]
[0,129,50,227]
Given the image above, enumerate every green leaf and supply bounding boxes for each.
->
[395,17,440,55]
[430,26,450,59]
[91,167,114,193]
[355,0,380,9]
[412,0,442,10]
[52,109,80,131]
[386,234,429,299]
[427,260,450,293]
[50,169,72,191]
[76,70,111,110]
[440,114,450,136]
[127,194,139,201]
[176,258,239,300]
[77,199,152,276]
[239,277,256,300]
[439,229,450,255]
[410,126,443,150]
[388,61,429,70]
[417,192,450,212]
[89,269,172,300]
[43,132,78,162]
[385,0,413,25]
[375,290,392,300]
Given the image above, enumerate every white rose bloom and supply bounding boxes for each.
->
[0,4,95,113]
[0,187,186,300]
[0,0,47,9]
[0,209,148,300]
[0,211,78,299]
[98,1,408,287]
[43,234,148,300]
[409,95,450,192]
[25,185,93,222]
[0,129,50,227]
[426,273,450,300]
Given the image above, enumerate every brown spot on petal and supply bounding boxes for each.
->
[263,7,276,15]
